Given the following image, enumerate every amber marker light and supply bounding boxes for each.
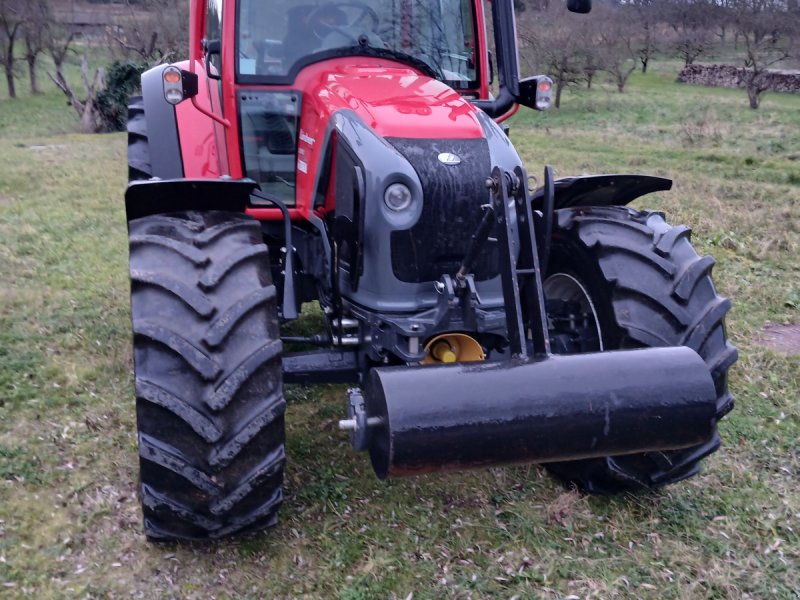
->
[535,76,553,111]
[162,66,185,105]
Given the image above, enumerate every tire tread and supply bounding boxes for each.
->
[130,210,285,540]
[545,205,737,493]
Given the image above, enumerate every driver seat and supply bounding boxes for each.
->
[282,5,348,65]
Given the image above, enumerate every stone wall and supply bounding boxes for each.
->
[677,64,800,94]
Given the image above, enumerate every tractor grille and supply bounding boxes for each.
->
[387,137,498,283]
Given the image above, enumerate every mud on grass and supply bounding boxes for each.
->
[1,67,799,598]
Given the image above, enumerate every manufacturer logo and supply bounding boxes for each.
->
[437,152,462,166]
[299,130,316,145]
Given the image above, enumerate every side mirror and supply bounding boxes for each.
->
[567,0,591,14]
[203,38,222,81]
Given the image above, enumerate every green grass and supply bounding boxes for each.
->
[1,58,799,599]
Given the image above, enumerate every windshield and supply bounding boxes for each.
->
[237,0,478,87]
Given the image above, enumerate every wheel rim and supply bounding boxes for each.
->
[543,272,604,352]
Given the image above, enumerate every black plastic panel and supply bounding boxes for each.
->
[388,137,498,283]
[141,66,183,180]
[530,174,673,211]
[125,179,255,222]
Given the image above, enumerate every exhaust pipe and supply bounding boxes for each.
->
[356,346,716,479]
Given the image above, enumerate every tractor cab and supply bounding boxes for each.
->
[195,0,554,214]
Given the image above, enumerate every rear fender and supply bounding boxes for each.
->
[125,179,257,222]
[531,174,672,211]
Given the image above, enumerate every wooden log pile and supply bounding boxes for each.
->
[677,64,800,94]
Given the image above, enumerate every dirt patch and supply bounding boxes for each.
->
[758,324,800,355]
[28,144,67,152]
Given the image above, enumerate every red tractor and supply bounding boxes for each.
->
[126,0,737,541]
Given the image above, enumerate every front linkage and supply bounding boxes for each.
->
[332,167,720,479]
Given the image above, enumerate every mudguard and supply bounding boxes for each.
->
[139,65,184,180]
[531,174,672,210]
[125,178,257,222]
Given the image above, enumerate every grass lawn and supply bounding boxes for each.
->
[0,58,798,599]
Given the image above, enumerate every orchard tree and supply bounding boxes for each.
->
[731,0,797,108]
[0,0,23,98]
[520,5,590,107]
[595,6,638,93]
[22,2,49,94]
[661,0,715,66]
[108,0,189,63]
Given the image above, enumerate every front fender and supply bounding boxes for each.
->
[531,174,672,211]
[139,64,184,180]
[125,178,257,222]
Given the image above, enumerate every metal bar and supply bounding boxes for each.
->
[250,189,298,320]
[282,350,360,384]
[513,166,551,357]
[456,205,495,279]
[490,167,527,358]
[538,165,555,276]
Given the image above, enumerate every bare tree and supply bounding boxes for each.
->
[732,0,797,108]
[40,0,106,132]
[520,5,590,107]
[48,54,107,133]
[661,0,715,66]
[108,0,189,63]
[0,0,24,98]
[42,2,77,90]
[22,2,49,95]
[595,7,638,93]
[632,2,663,74]
[637,19,658,73]
[582,51,600,88]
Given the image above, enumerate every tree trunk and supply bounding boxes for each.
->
[641,57,648,73]
[4,64,15,98]
[747,86,760,109]
[555,80,564,109]
[80,103,97,133]
[27,56,40,94]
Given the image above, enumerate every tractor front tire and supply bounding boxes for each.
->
[129,211,285,540]
[543,206,737,494]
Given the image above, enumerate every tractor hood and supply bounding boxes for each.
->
[305,63,486,140]
[288,59,525,309]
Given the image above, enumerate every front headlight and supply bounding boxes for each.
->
[384,183,413,212]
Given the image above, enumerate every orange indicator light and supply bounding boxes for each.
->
[164,69,181,84]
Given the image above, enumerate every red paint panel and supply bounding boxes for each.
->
[174,60,225,178]
[234,57,489,221]
[306,62,485,140]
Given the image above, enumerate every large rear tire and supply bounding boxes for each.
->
[543,206,737,494]
[127,96,152,181]
[129,211,285,540]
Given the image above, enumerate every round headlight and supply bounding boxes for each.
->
[384,183,413,212]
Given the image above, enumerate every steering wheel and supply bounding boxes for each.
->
[307,1,380,41]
